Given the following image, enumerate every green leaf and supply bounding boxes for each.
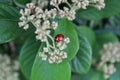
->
[78,26,96,46]
[73,69,105,80]
[90,72,105,80]
[0,0,10,3]
[106,14,120,31]
[0,2,20,20]
[0,3,23,44]
[110,64,120,80]
[70,33,92,74]
[19,36,41,80]
[92,42,101,59]
[54,19,79,62]
[96,32,119,46]
[76,0,120,20]
[32,57,71,80]
[0,20,23,44]
[13,0,31,6]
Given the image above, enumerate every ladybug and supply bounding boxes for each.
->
[55,34,64,42]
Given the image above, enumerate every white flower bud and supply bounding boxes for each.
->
[28,15,35,21]
[59,51,67,59]
[43,47,49,52]
[23,24,29,30]
[64,38,70,43]
[51,21,58,30]
[39,53,47,60]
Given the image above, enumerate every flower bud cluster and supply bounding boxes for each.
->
[32,0,48,8]
[49,0,105,20]
[71,0,105,10]
[100,43,120,63]
[98,42,120,79]
[18,3,70,64]
[0,54,19,80]
[39,37,70,64]
[18,0,105,64]
[90,0,105,10]
[18,3,58,30]
[18,0,105,30]
[98,62,116,79]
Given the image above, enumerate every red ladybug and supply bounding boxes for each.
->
[55,34,64,42]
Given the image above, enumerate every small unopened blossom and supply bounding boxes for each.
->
[51,21,58,30]
[43,47,49,52]
[81,0,90,9]
[59,51,67,59]
[67,9,76,20]
[39,53,47,60]
[0,54,19,80]
[64,37,70,43]
[23,24,29,30]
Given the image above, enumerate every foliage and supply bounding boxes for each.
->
[0,0,120,80]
